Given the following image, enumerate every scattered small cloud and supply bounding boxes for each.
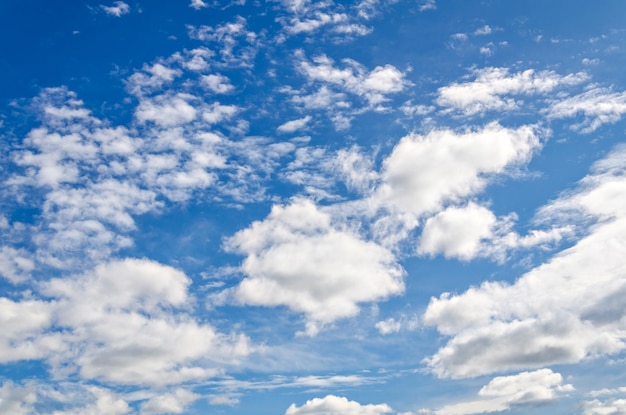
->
[100,1,130,17]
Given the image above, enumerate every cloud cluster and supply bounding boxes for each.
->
[100,1,130,17]
[1,259,252,386]
[423,144,626,378]
[374,123,541,216]
[437,67,588,116]
[285,395,393,415]
[546,87,626,132]
[296,52,408,107]
[419,369,573,415]
[224,199,404,335]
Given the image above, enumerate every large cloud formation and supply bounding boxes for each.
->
[423,144,626,378]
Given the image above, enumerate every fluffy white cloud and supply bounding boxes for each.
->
[135,94,198,126]
[38,258,252,385]
[437,67,587,115]
[546,87,626,133]
[0,246,35,283]
[582,398,626,415]
[417,203,569,261]
[189,0,208,10]
[375,123,541,217]
[423,144,626,378]
[0,381,36,415]
[278,115,313,133]
[375,317,402,334]
[224,199,404,335]
[0,297,60,363]
[285,395,393,415]
[8,86,301,267]
[418,203,496,260]
[420,369,573,415]
[296,53,408,107]
[188,16,259,68]
[100,1,130,17]
[49,386,131,415]
[126,63,182,96]
[202,74,235,94]
[140,388,200,414]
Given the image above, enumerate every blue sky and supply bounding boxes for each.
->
[1,1,626,414]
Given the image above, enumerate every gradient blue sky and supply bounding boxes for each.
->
[1,1,626,414]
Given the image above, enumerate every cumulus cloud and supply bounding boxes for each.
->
[0,246,35,283]
[7,85,301,267]
[50,386,131,415]
[423,144,626,378]
[546,87,626,133]
[582,398,626,415]
[100,1,130,16]
[296,52,408,107]
[374,123,542,217]
[190,0,208,10]
[126,62,182,97]
[285,395,393,415]
[417,203,569,262]
[419,369,573,415]
[135,94,198,126]
[188,16,260,68]
[140,388,200,414]
[223,199,404,335]
[436,67,588,116]
[38,258,252,385]
[277,115,312,133]
[202,74,235,94]
[418,203,496,260]
[0,259,252,387]
[0,381,37,415]
[418,0,437,11]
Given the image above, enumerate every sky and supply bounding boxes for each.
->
[1,0,626,414]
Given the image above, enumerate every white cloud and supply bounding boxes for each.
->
[277,115,312,133]
[546,87,626,133]
[423,144,626,378]
[582,398,626,415]
[50,386,131,415]
[420,369,573,415]
[375,315,419,335]
[0,246,35,283]
[287,12,348,35]
[473,25,492,36]
[100,1,130,17]
[190,0,208,10]
[296,53,408,106]
[202,102,239,124]
[375,317,402,334]
[375,123,542,217]
[418,0,437,11]
[202,74,235,94]
[21,258,254,385]
[223,199,404,335]
[135,94,198,126]
[285,395,393,415]
[188,16,259,67]
[417,203,569,262]
[126,63,182,96]
[140,388,200,414]
[209,395,240,406]
[437,67,588,116]
[418,203,496,260]
[0,297,59,363]
[291,86,350,110]
[0,381,36,415]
